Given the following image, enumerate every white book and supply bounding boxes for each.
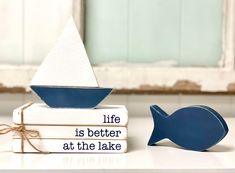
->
[13,126,127,140]
[12,139,127,153]
[13,103,128,126]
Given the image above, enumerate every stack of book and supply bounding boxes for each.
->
[12,103,128,153]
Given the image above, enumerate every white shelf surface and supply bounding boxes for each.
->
[0,116,234,173]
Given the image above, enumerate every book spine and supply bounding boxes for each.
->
[13,107,128,126]
[12,139,127,153]
[13,126,127,140]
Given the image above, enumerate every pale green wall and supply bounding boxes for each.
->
[85,0,223,67]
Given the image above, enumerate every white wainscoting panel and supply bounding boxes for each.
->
[0,0,23,64]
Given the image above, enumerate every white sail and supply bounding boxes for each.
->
[31,17,98,87]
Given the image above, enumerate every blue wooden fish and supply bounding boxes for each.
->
[148,105,229,151]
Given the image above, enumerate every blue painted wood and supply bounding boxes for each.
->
[30,86,112,108]
[148,105,229,151]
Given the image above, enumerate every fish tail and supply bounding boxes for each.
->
[148,105,168,145]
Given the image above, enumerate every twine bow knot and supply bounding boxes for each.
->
[0,124,49,153]
[0,103,49,154]
[0,124,39,137]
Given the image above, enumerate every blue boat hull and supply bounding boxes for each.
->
[30,86,112,108]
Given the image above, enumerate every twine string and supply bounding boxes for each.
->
[0,124,49,154]
[0,103,49,154]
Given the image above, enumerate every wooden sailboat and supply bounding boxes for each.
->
[30,17,112,108]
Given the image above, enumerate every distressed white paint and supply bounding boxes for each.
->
[0,65,235,92]
[222,0,235,69]
[72,0,84,39]
[0,0,235,92]
[94,66,235,92]
[0,65,35,90]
